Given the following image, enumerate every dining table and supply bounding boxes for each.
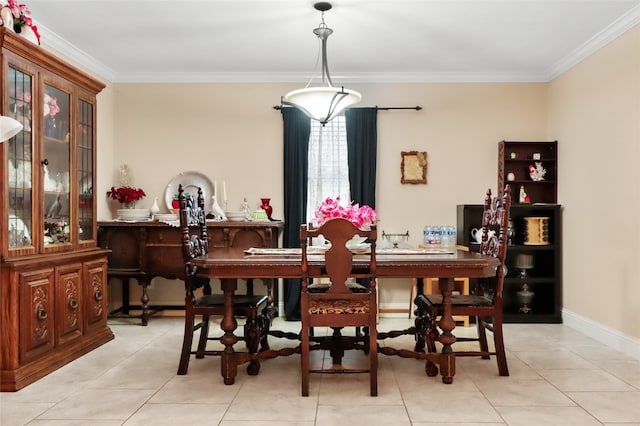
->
[191,246,501,385]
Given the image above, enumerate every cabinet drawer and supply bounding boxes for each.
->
[146,228,182,244]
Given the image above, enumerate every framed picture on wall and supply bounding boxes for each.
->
[400,151,427,184]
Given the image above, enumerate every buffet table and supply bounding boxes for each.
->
[191,247,500,385]
[97,220,284,324]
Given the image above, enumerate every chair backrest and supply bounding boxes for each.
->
[478,185,511,296]
[178,184,208,278]
[300,217,377,294]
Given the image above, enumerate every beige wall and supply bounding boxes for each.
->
[94,24,639,343]
[99,82,547,308]
[548,24,640,339]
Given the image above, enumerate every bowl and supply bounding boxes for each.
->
[225,211,247,222]
[345,235,368,249]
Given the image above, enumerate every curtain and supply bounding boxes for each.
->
[346,107,378,288]
[282,108,311,321]
[345,108,378,208]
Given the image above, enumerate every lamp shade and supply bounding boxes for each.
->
[0,116,23,142]
[284,86,361,125]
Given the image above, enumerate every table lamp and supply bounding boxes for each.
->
[0,116,23,142]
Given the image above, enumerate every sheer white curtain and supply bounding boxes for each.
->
[306,116,351,223]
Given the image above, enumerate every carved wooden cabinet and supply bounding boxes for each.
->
[97,220,284,324]
[1,28,113,391]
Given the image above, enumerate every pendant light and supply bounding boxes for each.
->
[0,116,23,142]
[282,2,361,125]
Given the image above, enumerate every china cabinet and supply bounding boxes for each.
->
[457,203,562,323]
[498,140,557,204]
[1,28,113,391]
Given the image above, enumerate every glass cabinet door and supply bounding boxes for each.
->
[42,84,71,247]
[77,99,95,242]
[7,66,34,250]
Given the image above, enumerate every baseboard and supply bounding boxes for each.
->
[563,308,640,361]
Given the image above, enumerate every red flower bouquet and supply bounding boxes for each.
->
[106,186,146,205]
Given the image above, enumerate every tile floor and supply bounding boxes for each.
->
[1,316,639,426]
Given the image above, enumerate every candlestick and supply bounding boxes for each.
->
[223,181,227,205]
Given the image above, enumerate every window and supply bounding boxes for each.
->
[306,115,351,222]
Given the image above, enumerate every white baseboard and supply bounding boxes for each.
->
[563,308,640,361]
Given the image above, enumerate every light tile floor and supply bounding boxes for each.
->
[1,317,639,426]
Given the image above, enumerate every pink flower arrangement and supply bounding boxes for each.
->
[106,186,146,205]
[43,93,60,118]
[314,197,378,229]
[1,0,40,44]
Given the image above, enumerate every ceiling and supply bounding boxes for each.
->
[24,0,640,83]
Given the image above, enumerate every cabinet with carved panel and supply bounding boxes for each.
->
[1,28,113,391]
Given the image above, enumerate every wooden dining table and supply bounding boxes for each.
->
[191,247,501,385]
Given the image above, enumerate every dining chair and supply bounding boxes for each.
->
[177,184,270,376]
[423,185,512,376]
[300,217,378,396]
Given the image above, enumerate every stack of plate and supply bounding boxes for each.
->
[155,213,178,221]
[117,208,151,221]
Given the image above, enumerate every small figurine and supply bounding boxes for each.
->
[210,195,227,221]
[519,185,531,203]
[528,162,546,181]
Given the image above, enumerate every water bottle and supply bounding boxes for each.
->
[445,225,457,247]
[433,225,442,246]
[423,225,431,245]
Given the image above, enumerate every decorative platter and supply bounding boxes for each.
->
[164,171,214,214]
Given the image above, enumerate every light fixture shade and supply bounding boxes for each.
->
[284,86,361,125]
[282,2,361,125]
[0,116,23,142]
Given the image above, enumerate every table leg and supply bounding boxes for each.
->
[220,278,239,385]
[139,277,150,326]
[437,277,456,384]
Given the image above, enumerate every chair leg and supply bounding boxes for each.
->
[425,308,439,353]
[301,323,310,396]
[178,311,195,375]
[195,315,210,358]
[244,308,262,376]
[493,316,509,376]
[477,316,490,359]
[259,306,271,352]
[369,326,378,396]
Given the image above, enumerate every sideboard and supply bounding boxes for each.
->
[97,220,284,325]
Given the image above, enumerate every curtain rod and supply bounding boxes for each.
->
[273,105,422,111]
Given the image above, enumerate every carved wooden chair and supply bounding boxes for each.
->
[424,185,511,376]
[177,184,270,375]
[300,217,378,396]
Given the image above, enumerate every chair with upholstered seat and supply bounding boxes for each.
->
[177,184,270,376]
[300,217,378,396]
[424,185,511,376]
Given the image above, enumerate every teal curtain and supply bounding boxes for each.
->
[282,108,310,320]
[345,108,378,208]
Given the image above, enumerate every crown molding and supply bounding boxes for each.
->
[35,6,640,85]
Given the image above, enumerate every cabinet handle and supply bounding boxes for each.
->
[94,289,103,302]
[36,303,48,320]
[158,233,164,241]
[41,158,49,166]
[68,295,78,309]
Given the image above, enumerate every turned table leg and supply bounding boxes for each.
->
[220,278,239,385]
[437,277,456,384]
